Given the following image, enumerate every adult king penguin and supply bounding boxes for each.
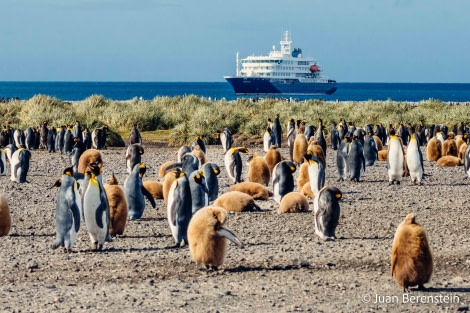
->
[224,147,249,184]
[286,119,296,161]
[314,186,342,240]
[10,148,31,183]
[126,144,144,174]
[201,162,221,202]
[272,160,296,204]
[124,163,156,220]
[219,128,233,154]
[336,135,351,182]
[51,166,81,252]
[167,171,192,247]
[304,150,325,196]
[387,129,405,185]
[272,113,282,148]
[348,135,365,182]
[406,131,424,185]
[128,124,142,145]
[189,170,209,214]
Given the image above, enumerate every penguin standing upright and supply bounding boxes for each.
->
[81,165,109,250]
[314,186,342,240]
[0,126,10,147]
[224,147,249,184]
[14,129,25,148]
[463,144,470,179]
[330,122,340,150]
[0,148,6,176]
[247,152,270,186]
[56,125,66,153]
[71,137,85,173]
[293,128,308,166]
[73,120,83,142]
[397,123,410,146]
[272,114,282,148]
[63,127,74,155]
[177,145,192,163]
[336,135,351,181]
[387,129,405,185]
[82,127,92,150]
[348,135,365,182]
[286,119,296,161]
[263,127,272,153]
[391,213,433,291]
[272,160,296,204]
[219,128,233,153]
[191,136,206,154]
[47,127,57,153]
[363,130,378,166]
[25,126,36,150]
[126,144,144,174]
[10,148,31,183]
[128,124,142,145]
[167,171,193,246]
[315,119,327,157]
[406,133,424,185]
[51,166,81,252]
[124,163,156,220]
[189,170,209,214]
[201,162,220,202]
[304,151,325,196]
[104,172,129,236]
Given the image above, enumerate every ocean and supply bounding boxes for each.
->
[0,81,469,102]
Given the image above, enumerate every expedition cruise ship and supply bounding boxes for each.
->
[224,31,337,96]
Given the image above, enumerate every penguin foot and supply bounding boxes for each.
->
[417,284,426,291]
[105,234,113,242]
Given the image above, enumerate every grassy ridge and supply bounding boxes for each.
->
[1,94,469,146]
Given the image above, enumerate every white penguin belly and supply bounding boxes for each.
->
[224,152,235,182]
[388,141,404,180]
[406,144,423,179]
[84,187,107,244]
[167,183,178,241]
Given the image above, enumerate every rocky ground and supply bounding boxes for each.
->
[0,140,469,313]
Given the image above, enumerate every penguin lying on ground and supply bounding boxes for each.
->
[228,182,272,200]
[279,192,309,214]
[214,191,260,212]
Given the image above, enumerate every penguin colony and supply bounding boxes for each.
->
[2,116,468,289]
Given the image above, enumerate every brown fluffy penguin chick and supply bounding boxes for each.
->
[391,213,433,292]
[458,142,468,162]
[162,170,180,206]
[378,150,388,161]
[159,161,176,178]
[442,136,458,157]
[279,192,309,213]
[191,145,206,165]
[104,173,128,236]
[142,181,163,199]
[435,155,463,167]
[248,152,270,186]
[373,135,383,151]
[264,146,283,176]
[301,182,314,199]
[78,149,103,174]
[0,194,11,236]
[293,131,308,166]
[214,191,260,212]
[228,182,272,200]
[297,162,309,191]
[426,137,442,162]
[455,134,468,153]
[306,140,326,167]
[188,206,242,269]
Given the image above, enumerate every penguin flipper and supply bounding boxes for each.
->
[142,186,157,208]
[70,201,81,233]
[95,201,107,229]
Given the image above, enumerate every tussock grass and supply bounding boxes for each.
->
[1,95,469,146]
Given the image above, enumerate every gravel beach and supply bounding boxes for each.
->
[0,141,469,313]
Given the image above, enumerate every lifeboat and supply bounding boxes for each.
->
[310,65,319,73]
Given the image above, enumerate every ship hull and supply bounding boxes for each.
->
[224,77,337,96]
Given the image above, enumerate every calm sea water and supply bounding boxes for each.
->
[0,81,469,102]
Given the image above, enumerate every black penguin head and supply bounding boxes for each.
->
[192,170,205,185]
[62,166,74,177]
[88,162,102,177]
[389,128,396,136]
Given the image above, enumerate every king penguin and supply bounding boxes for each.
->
[71,137,85,173]
[10,148,31,183]
[201,162,221,202]
[82,164,109,250]
[63,127,74,156]
[463,144,470,179]
[126,144,144,174]
[272,160,296,204]
[124,163,156,220]
[219,128,233,154]
[263,127,272,153]
[104,172,129,236]
[406,132,424,185]
[336,135,351,181]
[224,147,249,184]
[363,130,378,166]
[0,194,11,237]
[272,113,282,148]
[188,206,242,270]
[304,150,325,196]
[347,135,365,182]
[128,124,142,145]
[189,170,209,214]
[191,136,206,154]
[0,148,6,176]
[286,119,296,161]
[47,127,57,153]
[314,186,342,241]
[167,171,193,247]
[330,122,340,150]
[52,166,81,252]
[387,129,406,185]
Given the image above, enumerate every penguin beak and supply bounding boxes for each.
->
[217,228,243,248]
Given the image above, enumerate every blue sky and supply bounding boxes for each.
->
[1,0,469,82]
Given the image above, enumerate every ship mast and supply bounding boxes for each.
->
[280,30,292,55]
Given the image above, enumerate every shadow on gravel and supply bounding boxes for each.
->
[339,236,393,240]
[9,233,54,237]
[224,264,306,273]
